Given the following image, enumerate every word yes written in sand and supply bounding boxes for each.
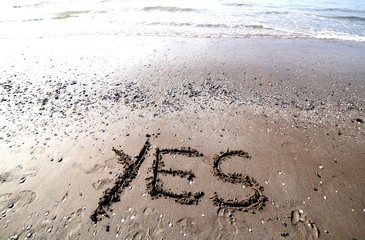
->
[91,139,266,223]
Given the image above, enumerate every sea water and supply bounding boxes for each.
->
[0,0,364,42]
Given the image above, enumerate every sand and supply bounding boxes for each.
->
[0,36,364,239]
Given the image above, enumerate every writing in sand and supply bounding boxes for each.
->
[91,139,267,223]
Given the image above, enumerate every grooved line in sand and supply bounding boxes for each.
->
[90,140,151,223]
[211,150,266,211]
[147,148,205,205]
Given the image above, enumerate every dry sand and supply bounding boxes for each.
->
[0,36,364,239]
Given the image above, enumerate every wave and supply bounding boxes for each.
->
[145,22,277,32]
[321,8,365,14]
[53,10,91,20]
[244,24,265,29]
[23,18,45,22]
[12,1,48,9]
[143,6,195,12]
[196,23,229,28]
[1,24,364,43]
[148,22,193,27]
[259,11,291,15]
[311,32,365,42]
[151,22,269,30]
[223,3,253,7]
[334,16,365,21]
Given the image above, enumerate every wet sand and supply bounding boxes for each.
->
[0,36,364,239]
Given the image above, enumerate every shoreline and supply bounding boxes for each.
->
[0,36,364,239]
[2,34,365,44]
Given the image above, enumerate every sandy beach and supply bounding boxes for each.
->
[0,36,364,239]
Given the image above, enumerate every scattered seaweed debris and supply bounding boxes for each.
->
[90,140,151,223]
[147,147,205,205]
[211,150,266,211]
